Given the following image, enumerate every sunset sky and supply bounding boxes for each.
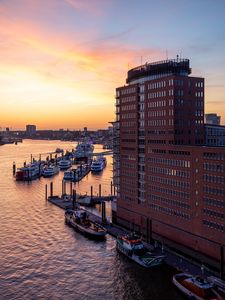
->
[0,0,225,130]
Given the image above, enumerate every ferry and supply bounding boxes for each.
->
[74,141,94,161]
[173,273,224,300]
[91,156,106,172]
[16,161,43,181]
[65,209,107,240]
[116,233,165,268]
[42,165,59,177]
[58,159,72,170]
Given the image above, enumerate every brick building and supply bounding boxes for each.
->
[114,58,225,269]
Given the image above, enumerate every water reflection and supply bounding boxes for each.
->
[0,140,184,299]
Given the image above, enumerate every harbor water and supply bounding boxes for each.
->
[0,140,185,299]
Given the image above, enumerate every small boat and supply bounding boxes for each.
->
[55,148,64,153]
[91,156,106,173]
[173,273,223,300]
[65,209,107,240]
[42,165,59,177]
[16,162,43,181]
[76,195,93,206]
[63,169,78,181]
[116,233,165,268]
[58,159,72,170]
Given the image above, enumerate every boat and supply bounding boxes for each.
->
[42,165,59,177]
[55,148,64,153]
[172,273,224,300]
[207,276,225,299]
[91,156,106,172]
[16,161,43,181]
[65,209,107,239]
[74,141,94,162]
[63,169,78,181]
[76,195,93,206]
[58,159,72,170]
[116,233,165,268]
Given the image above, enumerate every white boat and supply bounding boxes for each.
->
[16,161,43,181]
[65,209,107,239]
[91,156,106,172]
[63,169,78,181]
[42,165,59,177]
[58,159,72,170]
[172,273,223,300]
[74,141,94,159]
[117,233,165,268]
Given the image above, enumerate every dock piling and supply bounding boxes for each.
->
[13,162,16,175]
[101,201,106,224]
[70,182,72,197]
[110,181,113,195]
[45,184,48,200]
[91,186,93,199]
[50,182,53,197]
[99,184,101,198]
[72,189,76,209]
[62,180,64,196]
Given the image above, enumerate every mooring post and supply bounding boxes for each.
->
[50,153,52,160]
[220,245,224,280]
[45,184,48,200]
[91,186,93,199]
[70,182,72,197]
[62,180,64,196]
[72,189,76,209]
[110,181,113,195]
[13,162,16,175]
[39,154,41,161]
[31,154,32,163]
[101,201,106,224]
[64,181,66,195]
[50,182,53,197]
[99,184,101,198]
[113,185,116,196]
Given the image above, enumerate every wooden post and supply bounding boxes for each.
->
[72,189,76,209]
[91,186,93,199]
[110,181,113,195]
[64,181,66,195]
[113,185,116,196]
[220,245,224,280]
[50,153,52,160]
[62,180,64,195]
[13,162,16,175]
[31,154,32,163]
[102,201,106,224]
[99,184,101,198]
[50,182,53,197]
[73,169,76,181]
[45,184,48,200]
[70,182,72,196]
[39,154,41,161]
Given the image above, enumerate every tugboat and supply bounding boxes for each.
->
[173,273,224,300]
[65,209,107,240]
[116,233,165,268]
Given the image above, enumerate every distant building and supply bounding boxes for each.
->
[205,113,221,125]
[205,124,225,146]
[26,125,36,135]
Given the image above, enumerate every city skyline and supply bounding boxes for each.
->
[0,0,225,129]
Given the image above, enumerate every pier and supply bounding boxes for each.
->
[46,186,220,279]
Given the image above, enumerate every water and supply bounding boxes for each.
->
[0,140,185,300]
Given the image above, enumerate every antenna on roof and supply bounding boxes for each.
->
[166,49,168,60]
[176,54,179,61]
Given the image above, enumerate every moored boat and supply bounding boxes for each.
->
[65,209,107,240]
[16,161,43,181]
[42,165,59,177]
[173,273,222,300]
[58,159,72,170]
[91,156,106,173]
[116,233,165,268]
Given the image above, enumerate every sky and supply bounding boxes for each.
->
[0,0,225,130]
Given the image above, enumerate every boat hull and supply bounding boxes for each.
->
[116,239,164,268]
[65,214,106,240]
